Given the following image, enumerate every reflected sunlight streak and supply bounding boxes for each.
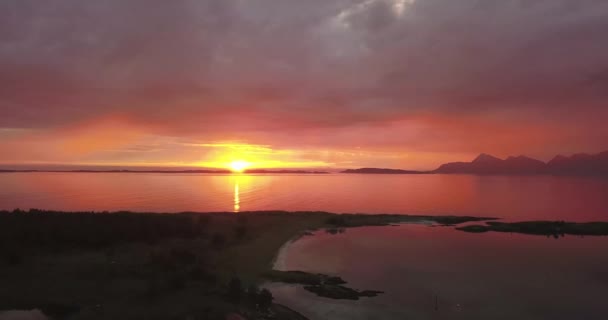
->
[234,180,240,212]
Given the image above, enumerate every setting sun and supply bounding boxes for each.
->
[229,160,250,173]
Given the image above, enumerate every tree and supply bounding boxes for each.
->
[212,233,226,249]
[228,276,243,303]
[247,284,259,304]
[257,289,274,311]
[234,225,248,241]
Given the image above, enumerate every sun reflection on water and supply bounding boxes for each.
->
[234,180,240,212]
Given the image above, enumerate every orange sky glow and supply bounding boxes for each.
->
[1,1,608,170]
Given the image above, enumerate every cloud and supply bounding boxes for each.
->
[1,0,607,166]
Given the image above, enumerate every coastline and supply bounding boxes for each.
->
[6,209,608,319]
[272,236,295,272]
[271,229,319,272]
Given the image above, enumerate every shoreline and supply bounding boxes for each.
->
[271,235,296,272]
[4,210,608,319]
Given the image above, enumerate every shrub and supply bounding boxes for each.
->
[228,276,243,303]
[257,289,273,311]
[247,284,259,305]
[171,248,198,265]
[234,225,248,241]
[211,233,226,249]
[3,250,23,266]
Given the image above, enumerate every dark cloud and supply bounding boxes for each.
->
[1,0,607,152]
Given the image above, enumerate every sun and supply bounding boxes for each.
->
[229,160,250,173]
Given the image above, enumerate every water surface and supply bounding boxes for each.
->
[269,225,608,320]
[1,173,608,220]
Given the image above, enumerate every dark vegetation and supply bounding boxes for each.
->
[0,209,491,319]
[263,270,346,286]
[457,221,608,238]
[0,209,209,249]
[324,214,494,228]
[263,270,382,300]
[303,285,383,300]
[0,210,329,319]
[227,276,274,311]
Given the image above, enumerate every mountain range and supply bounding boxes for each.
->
[343,151,608,176]
[435,151,608,175]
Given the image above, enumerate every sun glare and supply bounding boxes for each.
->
[229,160,250,173]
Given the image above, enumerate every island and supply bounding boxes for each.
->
[341,168,430,174]
[0,169,328,174]
[243,169,329,174]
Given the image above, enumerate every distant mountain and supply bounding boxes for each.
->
[435,151,608,175]
[341,168,429,174]
[436,154,545,174]
[545,151,608,175]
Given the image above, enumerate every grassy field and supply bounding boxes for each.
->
[0,209,491,320]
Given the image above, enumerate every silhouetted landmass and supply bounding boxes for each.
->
[324,214,494,227]
[263,270,346,286]
[545,151,608,175]
[435,151,608,175]
[4,150,607,176]
[0,169,329,174]
[342,150,608,176]
[0,169,233,174]
[0,209,492,320]
[303,285,383,300]
[264,270,381,300]
[341,168,430,174]
[457,221,608,237]
[244,169,329,174]
[435,153,546,174]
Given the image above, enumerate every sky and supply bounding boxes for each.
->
[1,0,608,170]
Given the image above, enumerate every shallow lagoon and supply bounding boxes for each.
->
[269,224,608,320]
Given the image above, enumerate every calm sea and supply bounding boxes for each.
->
[3,172,608,319]
[1,173,608,220]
